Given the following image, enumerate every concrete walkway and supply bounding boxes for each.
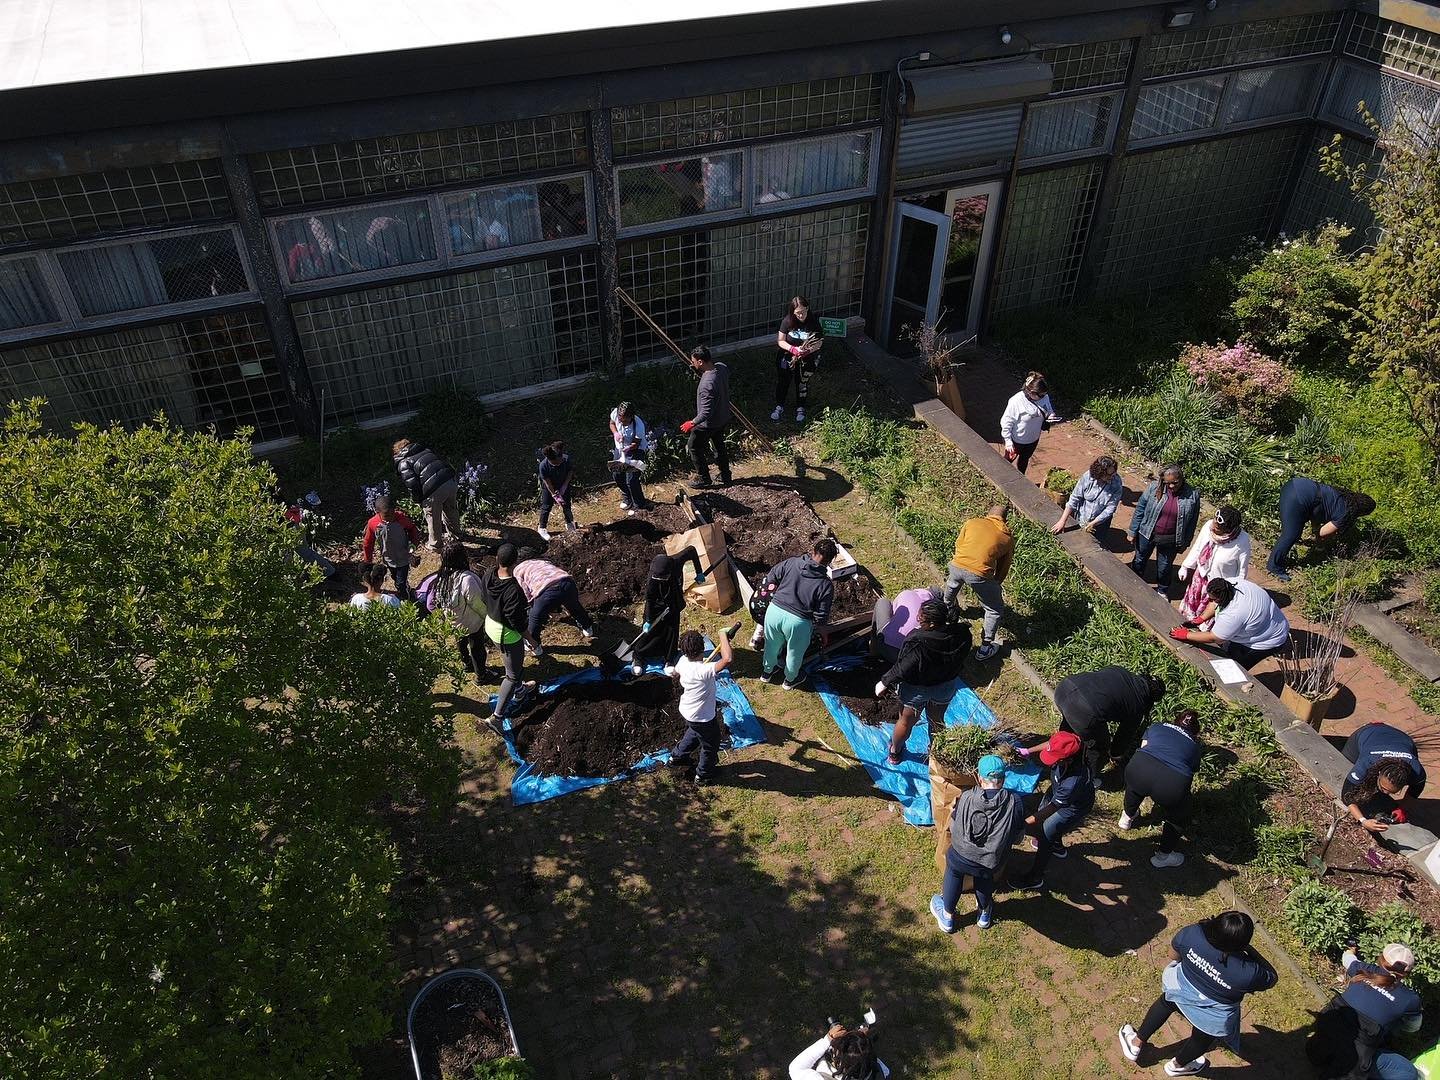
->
[954,348,1440,831]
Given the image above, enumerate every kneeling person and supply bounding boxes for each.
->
[670,629,732,784]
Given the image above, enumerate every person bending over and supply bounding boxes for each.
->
[1342,721,1427,833]
[875,598,971,766]
[759,538,836,691]
[633,548,706,675]
[1169,578,1289,669]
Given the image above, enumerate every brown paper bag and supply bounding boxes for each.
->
[666,524,736,613]
[930,756,976,875]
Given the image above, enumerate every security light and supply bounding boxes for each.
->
[1166,8,1197,28]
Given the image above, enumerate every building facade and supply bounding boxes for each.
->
[1,0,1437,447]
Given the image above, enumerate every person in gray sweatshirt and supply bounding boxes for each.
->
[680,345,731,489]
[930,754,1025,932]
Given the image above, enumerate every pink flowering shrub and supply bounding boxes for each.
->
[1179,341,1294,432]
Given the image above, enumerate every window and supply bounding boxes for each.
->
[617,151,744,229]
[1130,62,1323,145]
[1143,12,1343,79]
[1042,39,1134,93]
[55,229,251,317]
[442,176,588,257]
[1132,77,1226,141]
[1322,62,1440,135]
[752,132,873,206]
[1021,93,1121,162]
[1222,62,1323,125]
[0,256,61,332]
[991,162,1104,314]
[273,201,436,285]
[1345,13,1440,85]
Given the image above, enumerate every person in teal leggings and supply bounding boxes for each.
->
[759,538,836,690]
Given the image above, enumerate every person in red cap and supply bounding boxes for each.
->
[1012,729,1095,891]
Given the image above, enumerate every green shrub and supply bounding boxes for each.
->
[1425,571,1440,614]
[1285,879,1364,956]
[472,1058,537,1080]
[410,387,489,460]
[1253,822,1313,875]
[1359,902,1440,990]
[1042,467,1077,499]
[1229,226,1360,366]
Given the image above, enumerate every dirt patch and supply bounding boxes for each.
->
[543,519,675,613]
[411,975,513,1080]
[513,677,685,778]
[815,659,900,727]
[692,481,829,579]
[829,570,883,622]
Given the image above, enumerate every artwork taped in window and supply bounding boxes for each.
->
[56,229,251,317]
[752,132,873,207]
[276,201,435,284]
[0,257,59,332]
[443,176,588,257]
[617,151,743,228]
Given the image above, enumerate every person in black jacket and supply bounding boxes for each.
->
[680,345,732,489]
[875,597,972,766]
[1053,666,1167,784]
[393,438,461,550]
[480,544,540,719]
[632,548,705,675]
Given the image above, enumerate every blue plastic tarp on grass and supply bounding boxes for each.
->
[493,661,765,806]
[811,652,1043,827]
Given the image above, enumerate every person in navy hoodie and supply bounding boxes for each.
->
[1342,722,1427,834]
[1267,475,1376,582]
[1119,709,1202,870]
[1011,729,1095,891]
[1119,911,1278,1076]
[1306,941,1423,1080]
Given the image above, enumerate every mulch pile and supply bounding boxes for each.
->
[513,677,686,778]
[544,519,676,613]
[412,975,512,1080]
[815,658,900,726]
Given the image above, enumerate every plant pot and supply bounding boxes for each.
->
[934,377,966,421]
[1280,683,1340,730]
[793,453,806,478]
[408,968,520,1080]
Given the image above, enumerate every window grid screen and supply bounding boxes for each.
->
[617,202,868,358]
[250,113,592,210]
[1042,39,1135,93]
[991,162,1104,315]
[610,75,884,158]
[56,229,251,317]
[1345,14,1440,84]
[1021,93,1120,161]
[1322,63,1440,133]
[1143,13,1344,79]
[1282,131,1378,242]
[0,161,232,248]
[1097,126,1306,292]
[1130,77,1227,141]
[0,310,293,442]
[1,256,60,332]
[292,252,602,427]
[617,152,745,229]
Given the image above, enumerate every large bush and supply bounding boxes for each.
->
[1179,341,1294,432]
[0,404,459,1078]
[1229,226,1360,366]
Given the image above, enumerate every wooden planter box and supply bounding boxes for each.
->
[1280,683,1340,730]
[935,377,966,421]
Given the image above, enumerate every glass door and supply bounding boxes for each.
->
[883,201,948,353]
[937,181,1001,338]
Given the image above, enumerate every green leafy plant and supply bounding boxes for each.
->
[1284,879,1364,957]
[1253,822,1313,876]
[472,1058,537,1080]
[1042,467,1077,500]
[0,403,460,1079]
[1359,902,1440,995]
[1228,225,1360,366]
[930,724,1015,775]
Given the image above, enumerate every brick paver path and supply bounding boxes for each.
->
[958,351,1440,829]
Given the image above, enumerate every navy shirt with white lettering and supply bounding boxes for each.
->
[1172,924,1278,1004]
[1342,960,1423,1033]
[1139,722,1201,781]
[1345,723,1426,791]
[1047,759,1096,813]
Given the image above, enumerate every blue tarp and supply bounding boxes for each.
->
[494,661,765,806]
[811,652,1043,827]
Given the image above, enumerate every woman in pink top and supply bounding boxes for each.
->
[513,558,596,655]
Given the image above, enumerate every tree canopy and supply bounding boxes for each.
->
[0,403,458,1078]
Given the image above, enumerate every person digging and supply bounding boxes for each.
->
[758,538,837,691]
[668,628,733,785]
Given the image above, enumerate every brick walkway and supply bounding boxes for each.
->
[958,351,1440,829]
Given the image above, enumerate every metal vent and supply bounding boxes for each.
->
[896,105,1024,180]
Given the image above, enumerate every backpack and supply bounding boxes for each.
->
[413,572,440,619]
[1306,997,1382,1080]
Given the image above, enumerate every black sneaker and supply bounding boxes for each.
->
[761,667,782,684]
[781,677,806,692]
[1010,877,1045,892]
[1051,841,1069,860]
[717,477,732,488]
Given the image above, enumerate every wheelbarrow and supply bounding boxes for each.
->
[407,967,521,1080]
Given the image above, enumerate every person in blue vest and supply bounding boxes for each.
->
[1120,911,1278,1076]
[1119,709,1202,870]
[1307,942,1423,1080]
[1267,475,1376,582]
[1011,730,1095,891]
[1342,722,1427,833]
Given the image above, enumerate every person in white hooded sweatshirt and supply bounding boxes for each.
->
[999,371,1059,474]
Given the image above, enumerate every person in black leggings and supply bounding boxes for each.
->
[1119,709,1201,870]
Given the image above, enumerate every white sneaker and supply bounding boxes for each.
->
[618,500,632,511]
[1164,1056,1208,1076]
[1151,850,1185,869]
[537,527,551,541]
[1118,1025,1142,1063]
[1118,812,1135,831]
[795,407,806,423]
[974,641,1001,661]
[770,405,783,421]
[627,508,638,517]
[580,626,596,642]
[631,661,643,676]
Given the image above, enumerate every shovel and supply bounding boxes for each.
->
[1305,803,1343,879]
[599,607,671,677]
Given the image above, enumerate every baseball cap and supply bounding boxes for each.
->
[1038,730,1082,766]
[977,754,1006,780]
[1383,943,1415,973]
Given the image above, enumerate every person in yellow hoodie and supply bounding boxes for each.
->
[943,505,1014,661]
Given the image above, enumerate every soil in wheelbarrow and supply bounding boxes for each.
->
[543,518,675,613]
[413,975,512,1080]
[512,676,686,778]
[815,658,902,727]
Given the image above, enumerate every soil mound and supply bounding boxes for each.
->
[514,677,685,777]
[544,518,674,612]
[692,482,827,579]
[829,569,883,621]
[816,659,900,726]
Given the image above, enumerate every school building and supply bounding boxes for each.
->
[2,0,1437,447]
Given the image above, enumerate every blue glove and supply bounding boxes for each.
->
[642,621,651,633]
[694,572,707,585]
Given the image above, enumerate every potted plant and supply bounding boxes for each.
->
[929,723,1014,787]
[408,968,523,1080]
[903,317,971,420]
[1279,553,1376,729]
[1041,467,1078,507]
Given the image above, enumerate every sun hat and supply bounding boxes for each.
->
[1038,730,1082,767]
[1382,943,1416,973]
[977,754,1006,780]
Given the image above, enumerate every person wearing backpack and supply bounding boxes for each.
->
[1306,943,1422,1079]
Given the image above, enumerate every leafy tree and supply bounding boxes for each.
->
[0,403,459,1078]
[1227,224,1361,366]
[1323,106,1440,475]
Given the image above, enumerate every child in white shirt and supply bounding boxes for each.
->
[668,628,732,783]
[350,563,404,609]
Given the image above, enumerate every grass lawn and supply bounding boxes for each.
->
[351,348,1320,1077]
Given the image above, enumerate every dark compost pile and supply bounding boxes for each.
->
[816,658,901,726]
[544,518,674,612]
[513,677,686,777]
[412,975,513,1080]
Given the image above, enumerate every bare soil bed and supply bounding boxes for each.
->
[512,677,685,778]
[411,974,513,1080]
[692,482,828,580]
[543,519,675,613]
[815,658,901,727]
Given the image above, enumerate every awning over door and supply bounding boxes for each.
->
[903,58,1054,117]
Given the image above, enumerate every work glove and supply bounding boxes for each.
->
[680,421,695,434]
[1169,627,1191,641]
[694,572,707,585]
[1182,619,1200,630]
[1015,745,1033,757]
[1177,566,1190,581]
[874,680,887,698]
[642,621,651,633]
